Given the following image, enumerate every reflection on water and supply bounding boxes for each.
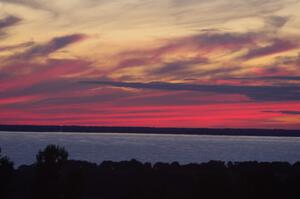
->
[1,131,300,166]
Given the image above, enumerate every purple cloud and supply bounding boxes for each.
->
[242,39,298,60]
[0,15,21,37]
[0,41,34,52]
[12,34,87,59]
[83,80,300,101]
[264,110,300,115]
[264,15,290,31]
[0,15,21,29]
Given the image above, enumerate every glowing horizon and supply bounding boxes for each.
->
[0,0,300,129]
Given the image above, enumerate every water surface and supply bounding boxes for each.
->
[1,131,300,166]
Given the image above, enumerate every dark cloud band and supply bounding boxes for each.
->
[263,110,300,115]
[10,34,87,60]
[83,81,300,101]
[0,15,21,38]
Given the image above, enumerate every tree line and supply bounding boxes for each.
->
[1,145,300,199]
[2,125,300,137]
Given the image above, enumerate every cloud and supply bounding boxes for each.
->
[83,80,300,101]
[157,32,257,54]
[0,0,50,11]
[0,41,34,52]
[113,31,256,72]
[196,66,242,79]
[264,15,290,33]
[0,0,116,15]
[275,52,300,65]
[150,57,208,76]
[0,58,99,109]
[280,111,300,115]
[263,76,300,80]
[231,76,300,81]
[0,15,21,37]
[170,0,291,29]
[120,32,256,57]
[0,0,40,7]
[194,32,256,48]
[12,34,87,60]
[264,110,300,115]
[0,15,21,29]
[149,61,241,81]
[241,39,298,60]
[108,31,256,80]
[106,27,300,84]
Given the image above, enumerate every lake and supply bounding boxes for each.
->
[1,131,300,166]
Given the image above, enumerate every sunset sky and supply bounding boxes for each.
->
[0,0,300,129]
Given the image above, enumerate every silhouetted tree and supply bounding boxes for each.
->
[34,145,69,199]
[36,144,68,168]
[1,144,300,199]
[0,147,14,199]
[0,147,13,168]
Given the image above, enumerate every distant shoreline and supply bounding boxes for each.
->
[0,125,300,137]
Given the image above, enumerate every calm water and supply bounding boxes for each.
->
[1,131,300,166]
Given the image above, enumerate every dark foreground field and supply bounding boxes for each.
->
[1,145,300,199]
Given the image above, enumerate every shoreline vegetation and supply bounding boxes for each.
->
[1,125,300,137]
[1,145,300,199]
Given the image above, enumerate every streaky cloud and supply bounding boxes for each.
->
[12,34,87,60]
[279,111,300,115]
[113,31,256,73]
[0,41,35,52]
[0,0,40,7]
[0,15,21,29]
[151,57,209,76]
[241,39,298,60]
[230,76,300,81]
[264,15,290,32]
[83,80,300,101]
[0,15,21,37]
[0,0,52,12]
[264,110,300,115]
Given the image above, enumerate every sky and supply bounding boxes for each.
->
[0,0,300,129]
